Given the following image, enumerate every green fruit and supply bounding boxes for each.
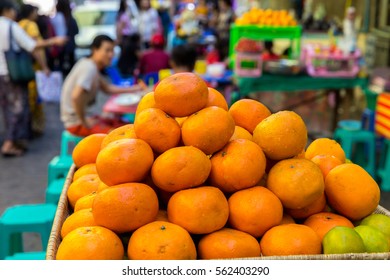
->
[323,226,365,254]
[355,225,390,253]
[360,214,390,245]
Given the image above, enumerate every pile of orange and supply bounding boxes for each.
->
[56,72,382,260]
[235,8,297,27]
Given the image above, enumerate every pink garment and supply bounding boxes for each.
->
[139,49,170,75]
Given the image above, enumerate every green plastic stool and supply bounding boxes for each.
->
[333,128,376,177]
[45,178,66,205]
[5,251,46,260]
[0,204,57,260]
[60,131,83,160]
[47,155,72,184]
[377,139,390,191]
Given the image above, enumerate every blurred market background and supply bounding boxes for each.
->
[1,0,390,256]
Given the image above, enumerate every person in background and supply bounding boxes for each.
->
[262,41,280,61]
[116,0,140,77]
[0,0,66,156]
[343,6,357,52]
[216,0,234,62]
[18,4,50,137]
[49,0,79,76]
[139,33,170,76]
[60,35,142,137]
[137,0,161,49]
[170,44,197,73]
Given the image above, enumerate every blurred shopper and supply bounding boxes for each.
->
[116,0,140,77]
[0,0,66,156]
[137,0,161,49]
[170,44,197,73]
[61,35,142,137]
[139,33,170,75]
[18,4,50,137]
[49,0,79,76]
[216,0,234,61]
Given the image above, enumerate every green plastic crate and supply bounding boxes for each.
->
[229,24,302,64]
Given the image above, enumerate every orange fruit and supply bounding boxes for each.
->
[154,72,208,117]
[267,158,324,209]
[67,174,100,209]
[286,193,326,220]
[61,208,97,238]
[73,163,97,181]
[304,212,355,241]
[97,181,110,192]
[155,209,169,222]
[167,186,229,234]
[92,183,159,233]
[127,221,196,260]
[280,213,295,225]
[311,154,343,178]
[209,139,266,193]
[305,138,346,163]
[56,226,124,260]
[134,108,181,154]
[181,106,235,155]
[72,133,107,168]
[228,99,271,133]
[96,138,154,186]
[230,126,253,141]
[74,191,97,212]
[325,163,380,220]
[253,111,307,160]
[151,146,211,192]
[136,91,155,115]
[260,224,321,256]
[228,186,283,237]
[206,87,228,111]
[100,124,137,149]
[198,228,261,259]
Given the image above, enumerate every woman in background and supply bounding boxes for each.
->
[137,0,161,49]
[18,4,50,137]
[116,0,140,77]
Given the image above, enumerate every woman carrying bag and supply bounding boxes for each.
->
[0,1,66,156]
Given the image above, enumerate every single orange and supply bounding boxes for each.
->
[56,226,124,260]
[198,228,261,259]
[304,212,355,241]
[305,138,346,163]
[181,106,235,155]
[325,163,380,220]
[74,191,97,212]
[267,158,324,209]
[206,87,228,111]
[167,186,229,234]
[92,183,159,233]
[311,154,343,178]
[73,163,97,181]
[136,91,156,115]
[72,133,106,168]
[228,186,283,237]
[61,208,97,238]
[260,224,322,256]
[154,72,208,117]
[127,221,197,260]
[100,124,137,149]
[96,138,154,186]
[229,126,253,141]
[67,174,100,209]
[151,146,211,192]
[253,111,307,160]
[228,99,271,133]
[209,139,266,193]
[134,108,181,154]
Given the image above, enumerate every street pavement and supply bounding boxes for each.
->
[0,95,390,252]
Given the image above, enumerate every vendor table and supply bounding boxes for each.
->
[236,74,369,131]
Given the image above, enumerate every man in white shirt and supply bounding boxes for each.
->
[61,35,141,137]
[0,0,66,156]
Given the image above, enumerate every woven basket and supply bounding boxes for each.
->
[46,164,390,260]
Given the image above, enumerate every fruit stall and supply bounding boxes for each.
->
[43,73,390,260]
